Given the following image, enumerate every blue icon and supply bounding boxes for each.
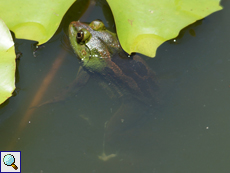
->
[3,154,18,170]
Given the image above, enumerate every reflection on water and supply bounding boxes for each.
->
[0,1,229,173]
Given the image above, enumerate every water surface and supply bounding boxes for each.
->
[0,1,229,173]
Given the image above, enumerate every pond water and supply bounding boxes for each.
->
[0,0,229,173]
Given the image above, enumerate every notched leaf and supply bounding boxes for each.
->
[107,0,223,57]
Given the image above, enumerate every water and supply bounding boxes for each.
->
[0,0,229,172]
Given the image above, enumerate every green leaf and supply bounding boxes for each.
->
[0,18,16,104]
[107,0,223,57]
[0,0,75,44]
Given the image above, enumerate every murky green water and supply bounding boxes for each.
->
[0,1,230,172]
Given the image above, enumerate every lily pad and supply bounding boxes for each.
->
[0,19,16,104]
[107,0,223,57]
[0,0,76,44]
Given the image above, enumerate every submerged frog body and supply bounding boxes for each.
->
[69,20,158,103]
[68,20,158,138]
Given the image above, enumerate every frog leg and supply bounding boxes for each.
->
[36,66,90,107]
[98,121,117,161]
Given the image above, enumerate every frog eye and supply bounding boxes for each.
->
[76,28,91,44]
[76,30,84,43]
[89,19,106,31]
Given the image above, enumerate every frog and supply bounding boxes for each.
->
[68,19,158,138]
[39,20,158,139]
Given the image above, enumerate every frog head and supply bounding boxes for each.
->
[69,20,120,72]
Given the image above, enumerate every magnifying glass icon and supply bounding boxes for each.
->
[3,154,18,170]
